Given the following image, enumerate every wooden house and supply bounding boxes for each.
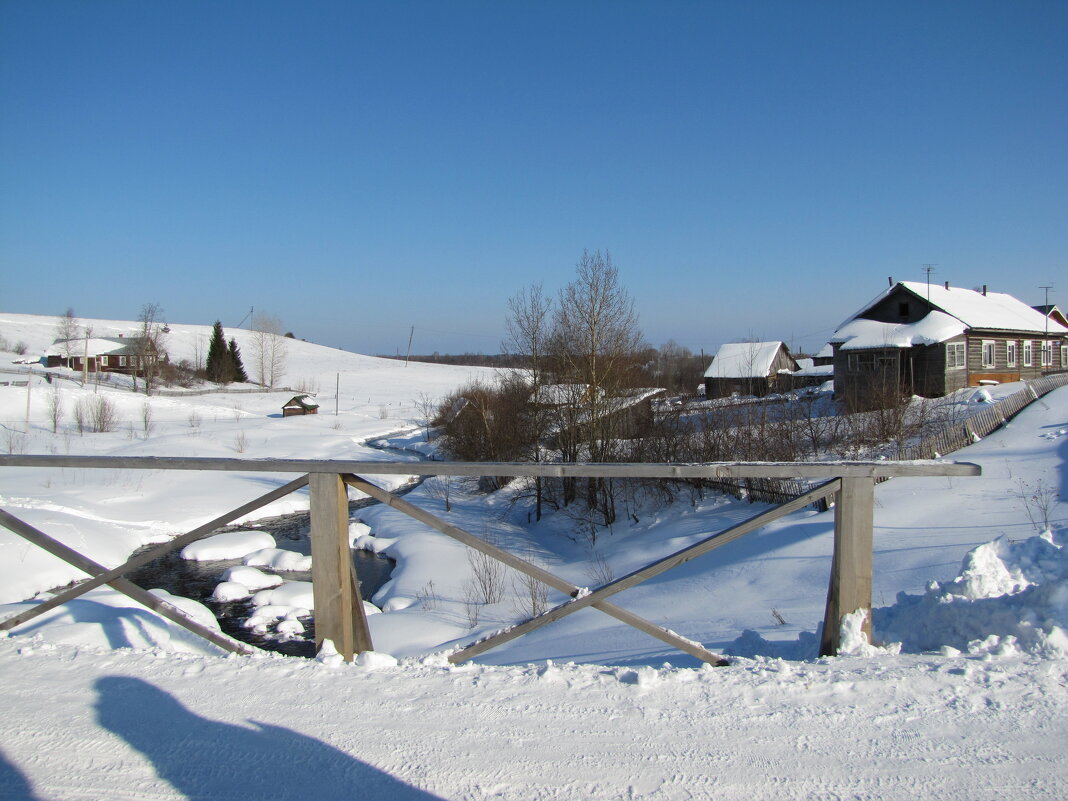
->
[43,336,159,377]
[831,281,1068,409]
[282,394,319,416]
[703,342,799,399]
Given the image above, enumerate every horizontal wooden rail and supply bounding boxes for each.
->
[0,454,981,479]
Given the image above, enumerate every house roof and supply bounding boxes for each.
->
[704,342,789,379]
[831,282,1068,351]
[282,394,319,410]
[45,337,143,357]
[532,384,601,405]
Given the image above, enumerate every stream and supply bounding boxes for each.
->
[126,441,426,657]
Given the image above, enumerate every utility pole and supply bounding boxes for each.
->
[82,329,90,387]
[404,326,414,367]
[24,367,32,432]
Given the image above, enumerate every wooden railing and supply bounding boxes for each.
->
[0,456,980,665]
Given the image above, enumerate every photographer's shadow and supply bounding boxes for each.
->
[94,676,444,800]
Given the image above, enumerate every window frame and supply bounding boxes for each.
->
[1040,340,1054,367]
[1006,341,1017,368]
[946,342,966,370]
[981,340,996,369]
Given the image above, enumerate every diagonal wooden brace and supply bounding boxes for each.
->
[0,508,256,655]
[448,478,842,663]
[343,474,730,666]
[0,475,310,633]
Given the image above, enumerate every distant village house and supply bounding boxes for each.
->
[703,341,799,399]
[43,336,159,377]
[282,394,319,417]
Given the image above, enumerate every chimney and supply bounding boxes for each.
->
[944,281,950,291]
[982,285,988,296]
[888,276,894,287]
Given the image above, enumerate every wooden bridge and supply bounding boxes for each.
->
[0,456,980,665]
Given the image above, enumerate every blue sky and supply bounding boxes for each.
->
[1,1,1065,357]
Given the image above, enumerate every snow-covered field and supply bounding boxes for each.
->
[1,312,1067,800]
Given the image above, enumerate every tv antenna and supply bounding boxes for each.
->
[922,264,937,301]
[1040,284,1053,338]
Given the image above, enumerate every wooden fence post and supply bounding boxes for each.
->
[309,472,372,661]
[819,476,875,656]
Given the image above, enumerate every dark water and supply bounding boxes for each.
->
[127,505,396,657]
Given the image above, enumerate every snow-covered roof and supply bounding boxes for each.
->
[815,343,834,359]
[896,281,1067,333]
[532,384,600,405]
[830,282,1068,351]
[830,310,967,351]
[793,363,834,377]
[44,337,139,357]
[704,342,787,379]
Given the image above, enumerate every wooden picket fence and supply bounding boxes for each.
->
[894,374,1068,460]
[706,374,1068,508]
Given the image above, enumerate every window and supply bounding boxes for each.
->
[1006,341,1017,368]
[898,302,909,317]
[847,352,874,371]
[981,340,996,368]
[119,355,128,367]
[99,356,109,367]
[1023,341,1033,367]
[1062,345,1068,368]
[946,342,966,369]
[1040,341,1054,367]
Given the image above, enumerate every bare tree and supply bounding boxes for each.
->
[251,312,287,389]
[503,283,554,519]
[548,250,644,524]
[54,308,81,363]
[47,387,62,433]
[135,303,168,396]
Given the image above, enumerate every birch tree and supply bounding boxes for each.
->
[251,312,287,389]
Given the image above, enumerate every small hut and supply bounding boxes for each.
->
[282,394,319,417]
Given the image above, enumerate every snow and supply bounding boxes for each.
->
[2,311,1068,799]
[242,547,313,571]
[179,529,275,561]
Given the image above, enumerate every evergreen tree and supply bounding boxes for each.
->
[228,338,249,383]
[206,321,231,383]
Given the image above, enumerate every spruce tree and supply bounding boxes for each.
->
[206,321,230,383]
[228,338,249,383]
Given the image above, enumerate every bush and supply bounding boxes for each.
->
[76,396,118,433]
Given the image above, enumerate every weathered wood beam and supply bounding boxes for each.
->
[343,475,729,666]
[0,454,982,480]
[819,476,875,656]
[309,473,372,661]
[450,479,843,663]
[0,475,310,632]
[0,509,256,656]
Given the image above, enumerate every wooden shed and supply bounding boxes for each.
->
[282,394,319,417]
